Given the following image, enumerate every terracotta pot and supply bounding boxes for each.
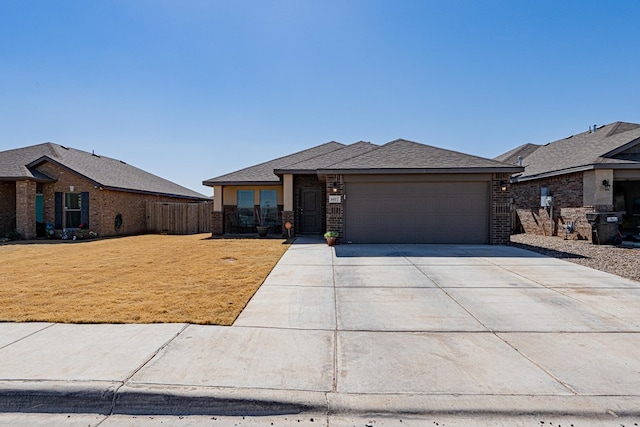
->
[326,237,337,246]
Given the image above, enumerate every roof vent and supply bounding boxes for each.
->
[60,145,69,150]
[517,155,523,166]
[91,150,100,158]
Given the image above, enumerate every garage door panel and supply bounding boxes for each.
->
[345,181,489,244]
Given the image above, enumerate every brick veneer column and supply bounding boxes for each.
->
[15,180,36,240]
[211,211,223,235]
[325,174,344,241]
[491,173,511,245]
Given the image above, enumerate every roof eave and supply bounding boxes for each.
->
[100,185,210,200]
[317,167,525,175]
[273,169,319,175]
[0,175,56,183]
[512,165,595,182]
[202,179,282,187]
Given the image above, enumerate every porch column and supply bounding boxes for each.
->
[212,185,224,235]
[282,174,294,237]
[15,180,37,240]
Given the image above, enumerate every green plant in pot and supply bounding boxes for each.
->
[324,230,339,246]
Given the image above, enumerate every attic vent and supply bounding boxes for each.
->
[60,145,69,150]
[92,150,100,158]
[119,160,127,164]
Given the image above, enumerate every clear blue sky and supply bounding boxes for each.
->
[1,0,639,195]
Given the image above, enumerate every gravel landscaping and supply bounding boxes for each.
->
[509,233,640,283]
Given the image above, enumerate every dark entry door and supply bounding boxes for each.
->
[300,188,322,234]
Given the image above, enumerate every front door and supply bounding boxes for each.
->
[300,188,322,234]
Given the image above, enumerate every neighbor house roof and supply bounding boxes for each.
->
[500,122,640,182]
[493,143,541,165]
[205,139,522,186]
[0,143,208,199]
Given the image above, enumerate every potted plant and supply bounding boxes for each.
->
[324,230,339,246]
[256,203,270,237]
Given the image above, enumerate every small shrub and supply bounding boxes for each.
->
[6,230,21,241]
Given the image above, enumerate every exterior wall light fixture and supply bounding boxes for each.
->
[500,181,508,191]
[332,182,338,193]
[602,179,611,191]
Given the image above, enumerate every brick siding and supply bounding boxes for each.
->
[0,182,16,237]
[325,174,344,241]
[511,172,605,240]
[9,162,200,239]
[491,173,512,244]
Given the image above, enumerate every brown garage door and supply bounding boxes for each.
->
[344,177,490,244]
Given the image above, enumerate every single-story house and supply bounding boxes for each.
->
[495,121,640,239]
[0,143,209,239]
[203,139,523,244]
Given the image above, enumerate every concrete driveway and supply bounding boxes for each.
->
[1,237,640,420]
[232,238,640,410]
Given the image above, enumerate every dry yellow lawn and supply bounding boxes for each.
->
[0,234,289,325]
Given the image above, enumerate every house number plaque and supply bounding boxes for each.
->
[329,195,342,204]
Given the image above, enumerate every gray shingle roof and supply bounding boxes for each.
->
[205,139,522,186]
[0,143,208,199]
[274,141,379,173]
[493,143,541,165]
[509,122,640,181]
[203,142,345,185]
[319,139,523,173]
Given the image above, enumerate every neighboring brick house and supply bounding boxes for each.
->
[203,139,522,244]
[496,122,640,240]
[0,143,209,239]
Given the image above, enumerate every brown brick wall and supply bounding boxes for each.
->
[491,173,512,244]
[325,174,344,241]
[15,180,37,239]
[511,172,600,240]
[212,210,223,235]
[0,181,16,237]
[33,162,200,238]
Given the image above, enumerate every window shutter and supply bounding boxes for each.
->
[54,192,63,229]
[81,192,90,228]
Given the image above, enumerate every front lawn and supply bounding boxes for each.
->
[0,234,289,325]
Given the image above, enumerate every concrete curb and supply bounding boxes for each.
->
[2,381,640,418]
[113,384,327,416]
[0,380,117,414]
[327,393,640,417]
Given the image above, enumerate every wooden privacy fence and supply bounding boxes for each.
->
[146,201,211,234]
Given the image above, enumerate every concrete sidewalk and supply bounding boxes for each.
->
[1,237,640,423]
